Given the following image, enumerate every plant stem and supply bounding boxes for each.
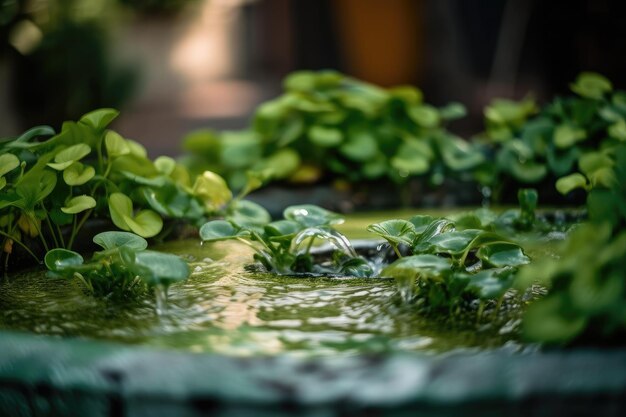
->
[40,203,60,248]
[29,212,50,253]
[391,243,403,259]
[0,230,41,263]
[68,209,93,250]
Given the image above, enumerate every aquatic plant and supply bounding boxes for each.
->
[517,143,626,344]
[45,231,189,302]
[183,70,483,190]
[0,109,234,270]
[475,72,626,201]
[368,213,530,315]
[200,204,373,277]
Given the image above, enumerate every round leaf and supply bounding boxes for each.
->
[63,162,95,186]
[200,220,243,242]
[44,248,84,271]
[570,72,612,100]
[283,204,343,227]
[93,231,148,251]
[382,254,451,281]
[123,210,163,238]
[553,124,586,149]
[228,200,271,228]
[192,171,233,210]
[366,219,416,246]
[105,131,130,158]
[61,195,96,214]
[308,125,343,147]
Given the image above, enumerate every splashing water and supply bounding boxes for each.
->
[290,227,359,258]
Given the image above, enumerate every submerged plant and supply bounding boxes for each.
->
[45,231,189,302]
[200,204,373,277]
[0,109,235,271]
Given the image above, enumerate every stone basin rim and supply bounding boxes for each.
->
[1,329,625,412]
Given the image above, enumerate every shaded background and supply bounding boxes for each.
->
[2,0,626,157]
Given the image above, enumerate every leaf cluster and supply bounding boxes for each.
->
[200,204,373,277]
[0,109,235,269]
[368,213,530,313]
[475,73,626,198]
[45,231,189,299]
[183,70,483,190]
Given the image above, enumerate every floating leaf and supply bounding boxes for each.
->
[428,229,482,255]
[200,220,244,242]
[47,144,91,170]
[284,204,343,227]
[93,231,148,251]
[61,195,96,214]
[63,162,95,186]
[44,248,84,271]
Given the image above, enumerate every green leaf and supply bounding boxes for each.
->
[93,231,148,251]
[382,254,451,281]
[366,219,416,246]
[228,200,271,228]
[608,119,626,141]
[570,72,612,100]
[61,195,96,214]
[2,125,55,149]
[391,139,433,175]
[438,135,484,171]
[109,192,133,230]
[579,152,613,177]
[105,131,130,158]
[15,168,57,209]
[192,171,233,210]
[408,105,440,128]
[0,176,5,191]
[308,125,343,147]
[466,268,515,299]
[0,154,20,176]
[265,220,303,241]
[154,156,177,176]
[63,162,95,186]
[408,215,435,234]
[523,295,587,343]
[556,173,588,195]
[47,144,91,170]
[438,102,467,121]
[122,210,163,238]
[428,229,482,255]
[339,129,378,162]
[477,243,530,267]
[80,108,120,131]
[283,204,343,227]
[45,248,84,271]
[553,124,586,149]
[200,220,244,242]
[134,250,190,287]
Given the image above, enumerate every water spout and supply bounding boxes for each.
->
[290,227,358,258]
[154,284,168,316]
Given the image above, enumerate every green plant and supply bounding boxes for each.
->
[46,231,189,301]
[0,109,235,270]
[517,144,626,344]
[183,70,483,191]
[475,72,626,201]
[368,214,530,315]
[200,204,373,277]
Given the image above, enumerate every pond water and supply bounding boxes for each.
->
[0,235,535,357]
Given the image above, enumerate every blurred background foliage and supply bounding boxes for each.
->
[2,0,626,160]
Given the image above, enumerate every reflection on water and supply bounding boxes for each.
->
[0,240,529,357]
